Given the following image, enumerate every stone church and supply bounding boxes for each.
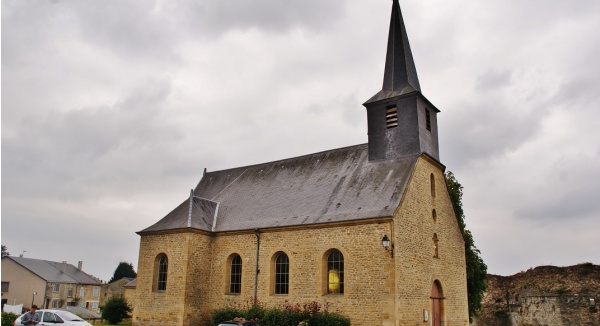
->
[133,1,468,325]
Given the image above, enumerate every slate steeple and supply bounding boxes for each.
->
[379,0,420,99]
[364,0,440,162]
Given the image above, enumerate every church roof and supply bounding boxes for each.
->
[139,144,418,234]
[365,0,420,105]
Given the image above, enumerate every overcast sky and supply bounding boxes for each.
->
[2,0,599,282]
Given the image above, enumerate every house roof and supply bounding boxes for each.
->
[139,144,418,234]
[62,306,101,319]
[124,278,136,287]
[4,256,102,285]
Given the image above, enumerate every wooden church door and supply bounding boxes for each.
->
[431,281,443,326]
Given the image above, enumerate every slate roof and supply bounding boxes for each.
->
[365,0,421,105]
[62,306,102,319]
[124,278,136,287]
[4,256,102,285]
[139,144,418,234]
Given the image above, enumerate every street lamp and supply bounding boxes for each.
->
[381,235,394,258]
[31,291,37,307]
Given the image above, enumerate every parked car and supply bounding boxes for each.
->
[13,309,93,326]
[217,321,262,326]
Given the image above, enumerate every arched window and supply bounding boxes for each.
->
[430,173,436,198]
[433,234,439,258]
[432,209,437,222]
[327,250,344,294]
[156,254,168,291]
[229,254,242,294]
[274,253,289,294]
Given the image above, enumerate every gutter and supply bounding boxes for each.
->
[253,229,260,306]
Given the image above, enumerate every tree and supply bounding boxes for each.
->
[1,245,9,257]
[2,312,19,326]
[108,261,137,283]
[445,171,488,322]
[101,296,131,324]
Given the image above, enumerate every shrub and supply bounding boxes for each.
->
[210,306,244,325]
[101,296,131,325]
[1,312,19,326]
[309,311,351,326]
[261,308,307,326]
[209,300,350,326]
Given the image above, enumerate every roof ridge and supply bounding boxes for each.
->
[202,143,368,176]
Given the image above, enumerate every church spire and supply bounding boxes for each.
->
[363,0,440,162]
[383,0,420,92]
[366,0,420,104]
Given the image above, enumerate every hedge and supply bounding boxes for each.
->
[208,300,350,326]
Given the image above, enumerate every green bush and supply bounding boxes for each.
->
[309,311,351,326]
[209,300,350,326]
[1,312,19,326]
[210,306,244,325]
[101,296,131,325]
[261,308,307,326]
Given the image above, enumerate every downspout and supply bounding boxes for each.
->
[253,229,260,307]
[187,189,194,227]
[43,281,49,308]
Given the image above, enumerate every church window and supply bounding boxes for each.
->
[432,209,437,222]
[385,105,398,128]
[274,253,289,294]
[229,254,242,294]
[426,109,431,131]
[327,250,344,294]
[433,233,439,258]
[155,254,168,292]
[430,173,436,197]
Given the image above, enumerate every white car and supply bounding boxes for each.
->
[14,309,93,326]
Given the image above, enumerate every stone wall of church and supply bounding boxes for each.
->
[393,156,469,325]
[203,222,396,325]
[134,232,213,326]
[183,232,215,325]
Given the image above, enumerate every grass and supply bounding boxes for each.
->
[90,321,132,326]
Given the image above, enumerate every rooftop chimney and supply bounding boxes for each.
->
[78,261,83,270]
[62,261,67,273]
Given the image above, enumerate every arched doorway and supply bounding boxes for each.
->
[431,281,444,326]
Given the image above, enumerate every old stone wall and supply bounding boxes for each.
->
[101,278,135,308]
[474,264,600,326]
[394,156,469,325]
[134,232,210,326]
[205,222,394,325]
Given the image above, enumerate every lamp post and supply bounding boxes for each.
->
[31,291,37,307]
[381,235,394,258]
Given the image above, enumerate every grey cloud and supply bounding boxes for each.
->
[476,70,512,92]
[442,101,542,169]
[514,156,600,222]
[1,80,186,200]
[180,0,346,37]
[2,0,347,67]
[550,74,600,111]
